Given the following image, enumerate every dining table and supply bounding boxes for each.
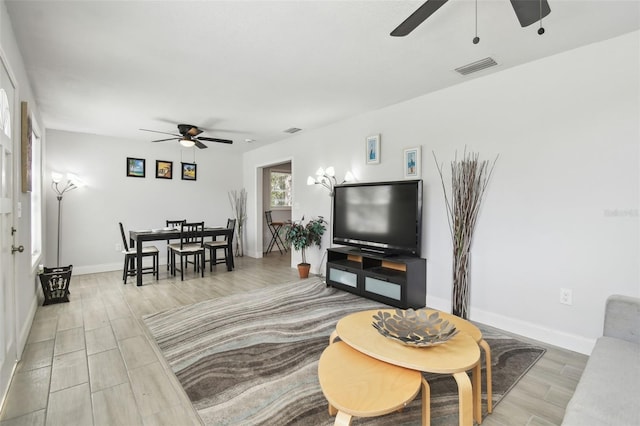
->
[129,226,233,286]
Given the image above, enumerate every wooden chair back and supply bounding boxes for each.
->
[226,218,237,241]
[119,222,130,251]
[166,219,186,228]
[179,221,204,249]
[265,210,274,225]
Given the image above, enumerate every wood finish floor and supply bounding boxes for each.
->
[0,254,588,426]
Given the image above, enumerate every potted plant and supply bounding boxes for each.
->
[433,149,498,319]
[284,216,327,278]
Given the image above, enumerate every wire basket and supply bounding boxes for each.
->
[38,265,73,306]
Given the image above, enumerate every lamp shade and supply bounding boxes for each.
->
[51,172,63,183]
[180,138,196,148]
[307,176,317,186]
[67,173,85,187]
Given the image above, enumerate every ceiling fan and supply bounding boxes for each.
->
[390,0,551,37]
[140,124,233,149]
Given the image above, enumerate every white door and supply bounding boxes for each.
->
[0,57,17,407]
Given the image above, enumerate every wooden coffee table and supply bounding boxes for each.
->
[336,309,482,426]
[437,310,493,413]
[318,341,424,425]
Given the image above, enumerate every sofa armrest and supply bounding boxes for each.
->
[603,294,640,344]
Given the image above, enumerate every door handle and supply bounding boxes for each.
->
[11,245,24,254]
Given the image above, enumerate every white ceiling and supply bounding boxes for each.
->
[5,0,639,153]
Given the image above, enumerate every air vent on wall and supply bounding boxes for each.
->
[455,57,498,76]
[283,127,302,134]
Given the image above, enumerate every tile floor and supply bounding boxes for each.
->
[0,254,588,425]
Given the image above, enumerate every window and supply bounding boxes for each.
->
[30,129,41,266]
[270,171,292,208]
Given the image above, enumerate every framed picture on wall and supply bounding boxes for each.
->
[181,162,197,180]
[126,157,145,177]
[155,160,173,179]
[21,102,32,192]
[366,134,380,164]
[403,146,421,178]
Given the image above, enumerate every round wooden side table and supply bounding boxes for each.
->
[336,309,482,426]
[318,341,424,425]
[438,310,493,413]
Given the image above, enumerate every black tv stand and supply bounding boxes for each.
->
[325,246,426,309]
[356,248,398,257]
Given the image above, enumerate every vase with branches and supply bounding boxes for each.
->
[434,150,498,319]
[228,188,247,257]
[284,216,327,278]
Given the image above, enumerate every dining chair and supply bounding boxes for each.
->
[168,221,205,281]
[165,219,186,271]
[204,218,236,271]
[265,210,287,255]
[119,222,159,284]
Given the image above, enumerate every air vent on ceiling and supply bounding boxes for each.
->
[455,57,498,76]
[283,127,302,134]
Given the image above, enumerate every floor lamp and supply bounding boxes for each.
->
[51,172,84,266]
[307,167,354,275]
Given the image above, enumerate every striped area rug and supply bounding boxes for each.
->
[143,277,545,425]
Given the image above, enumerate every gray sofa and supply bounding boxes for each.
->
[561,294,640,426]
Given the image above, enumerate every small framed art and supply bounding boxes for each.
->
[126,157,145,178]
[366,134,380,164]
[21,102,32,192]
[156,160,173,179]
[403,146,421,179]
[181,162,197,181]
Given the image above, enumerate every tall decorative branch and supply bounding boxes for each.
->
[433,149,498,319]
[228,188,247,257]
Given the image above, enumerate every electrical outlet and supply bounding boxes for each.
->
[560,288,573,305]
[115,243,122,252]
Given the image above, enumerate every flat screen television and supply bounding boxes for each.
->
[332,179,422,257]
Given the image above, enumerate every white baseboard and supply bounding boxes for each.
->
[73,256,170,275]
[17,291,38,360]
[73,262,123,275]
[17,296,38,359]
[427,295,595,355]
[71,252,264,275]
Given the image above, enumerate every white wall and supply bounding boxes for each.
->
[243,31,640,354]
[45,130,242,274]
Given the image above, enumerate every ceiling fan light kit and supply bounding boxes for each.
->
[179,138,196,148]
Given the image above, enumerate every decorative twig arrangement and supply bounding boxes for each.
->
[228,188,247,257]
[433,149,498,319]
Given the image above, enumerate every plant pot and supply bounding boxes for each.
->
[297,263,311,279]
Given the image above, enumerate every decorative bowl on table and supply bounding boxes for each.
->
[372,309,458,347]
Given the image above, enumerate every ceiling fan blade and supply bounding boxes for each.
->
[140,128,180,137]
[510,0,551,27]
[151,137,179,143]
[390,0,449,37]
[198,136,233,144]
[194,140,208,149]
